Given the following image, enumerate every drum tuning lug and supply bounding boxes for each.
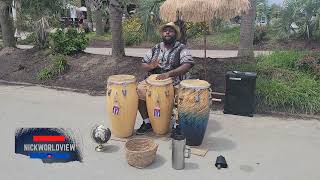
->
[195,95,200,102]
[165,90,169,96]
[122,89,127,96]
[107,89,112,96]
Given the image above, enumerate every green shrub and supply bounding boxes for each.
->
[123,17,143,46]
[186,22,206,39]
[49,28,88,55]
[257,51,304,69]
[254,26,268,44]
[235,51,320,114]
[296,53,320,79]
[38,54,68,80]
[256,75,320,114]
[208,26,240,46]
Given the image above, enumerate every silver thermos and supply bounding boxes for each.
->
[172,133,191,170]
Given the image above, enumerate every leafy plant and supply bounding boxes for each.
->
[296,53,320,79]
[37,54,69,80]
[49,28,89,55]
[254,26,268,44]
[137,0,165,42]
[235,51,320,114]
[123,17,143,46]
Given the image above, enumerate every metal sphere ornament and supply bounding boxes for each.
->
[91,125,111,152]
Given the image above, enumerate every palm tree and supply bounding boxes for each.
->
[109,0,125,58]
[238,0,257,59]
[0,0,16,47]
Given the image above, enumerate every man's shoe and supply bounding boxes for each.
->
[136,122,152,135]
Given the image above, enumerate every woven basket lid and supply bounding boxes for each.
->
[146,74,172,86]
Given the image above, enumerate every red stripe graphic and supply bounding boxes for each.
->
[33,136,66,142]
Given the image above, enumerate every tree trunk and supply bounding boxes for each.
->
[87,8,94,31]
[0,1,16,47]
[85,0,94,32]
[14,0,22,35]
[238,0,256,59]
[109,0,125,58]
[95,8,104,36]
[175,18,187,45]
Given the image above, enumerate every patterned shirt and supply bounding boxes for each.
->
[142,42,194,85]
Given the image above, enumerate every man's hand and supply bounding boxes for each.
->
[141,59,160,72]
[156,72,170,80]
[149,59,160,69]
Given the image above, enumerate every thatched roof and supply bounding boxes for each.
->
[159,0,182,22]
[160,0,250,22]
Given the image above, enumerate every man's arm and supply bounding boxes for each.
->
[156,63,192,80]
[156,47,194,80]
[141,59,160,72]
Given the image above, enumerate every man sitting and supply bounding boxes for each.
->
[136,22,194,135]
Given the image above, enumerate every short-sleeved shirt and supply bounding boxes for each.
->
[142,41,194,85]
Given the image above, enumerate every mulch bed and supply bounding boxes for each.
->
[1,47,319,118]
[0,48,247,96]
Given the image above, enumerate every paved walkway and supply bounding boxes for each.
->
[1,84,319,180]
[17,45,271,58]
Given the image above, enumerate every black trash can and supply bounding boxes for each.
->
[223,71,257,117]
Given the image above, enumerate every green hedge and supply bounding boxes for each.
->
[237,51,320,114]
[49,28,88,55]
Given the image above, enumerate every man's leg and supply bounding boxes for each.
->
[136,81,152,135]
[138,99,149,120]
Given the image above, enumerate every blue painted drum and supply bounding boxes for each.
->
[178,80,211,146]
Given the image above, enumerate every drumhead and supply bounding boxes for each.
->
[108,75,136,84]
[180,79,210,89]
[146,74,172,86]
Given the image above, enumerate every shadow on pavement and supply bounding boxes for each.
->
[184,162,200,170]
[204,136,236,151]
[145,154,166,169]
[102,144,120,153]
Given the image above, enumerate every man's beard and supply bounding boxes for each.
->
[162,35,177,45]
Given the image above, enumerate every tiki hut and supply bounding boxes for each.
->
[160,0,250,57]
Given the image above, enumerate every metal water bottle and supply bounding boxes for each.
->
[172,133,191,170]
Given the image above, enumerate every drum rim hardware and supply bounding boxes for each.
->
[146,74,173,86]
[180,79,211,89]
[107,75,136,85]
[122,83,127,96]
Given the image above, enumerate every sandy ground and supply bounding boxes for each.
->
[0,84,320,180]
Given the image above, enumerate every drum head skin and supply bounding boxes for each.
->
[108,75,136,84]
[146,74,173,86]
[180,79,210,89]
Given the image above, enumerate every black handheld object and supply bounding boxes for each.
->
[215,155,228,169]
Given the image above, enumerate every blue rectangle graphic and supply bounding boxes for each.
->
[29,152,70,159]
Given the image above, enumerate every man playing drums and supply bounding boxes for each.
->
[136,22,194,135]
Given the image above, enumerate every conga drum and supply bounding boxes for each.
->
[106,75,138,138]
[146,74,174,135]
[178,79,211,146]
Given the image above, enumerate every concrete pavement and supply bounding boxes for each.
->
[1,84,320,180]
[84,47,271,58]
[16,45,271,58]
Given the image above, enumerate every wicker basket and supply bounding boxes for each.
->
[125,138,158,168]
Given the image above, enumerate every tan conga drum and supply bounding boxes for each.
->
[106,75,138,138]
[146,74,174,135]
[178,79,211,146]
